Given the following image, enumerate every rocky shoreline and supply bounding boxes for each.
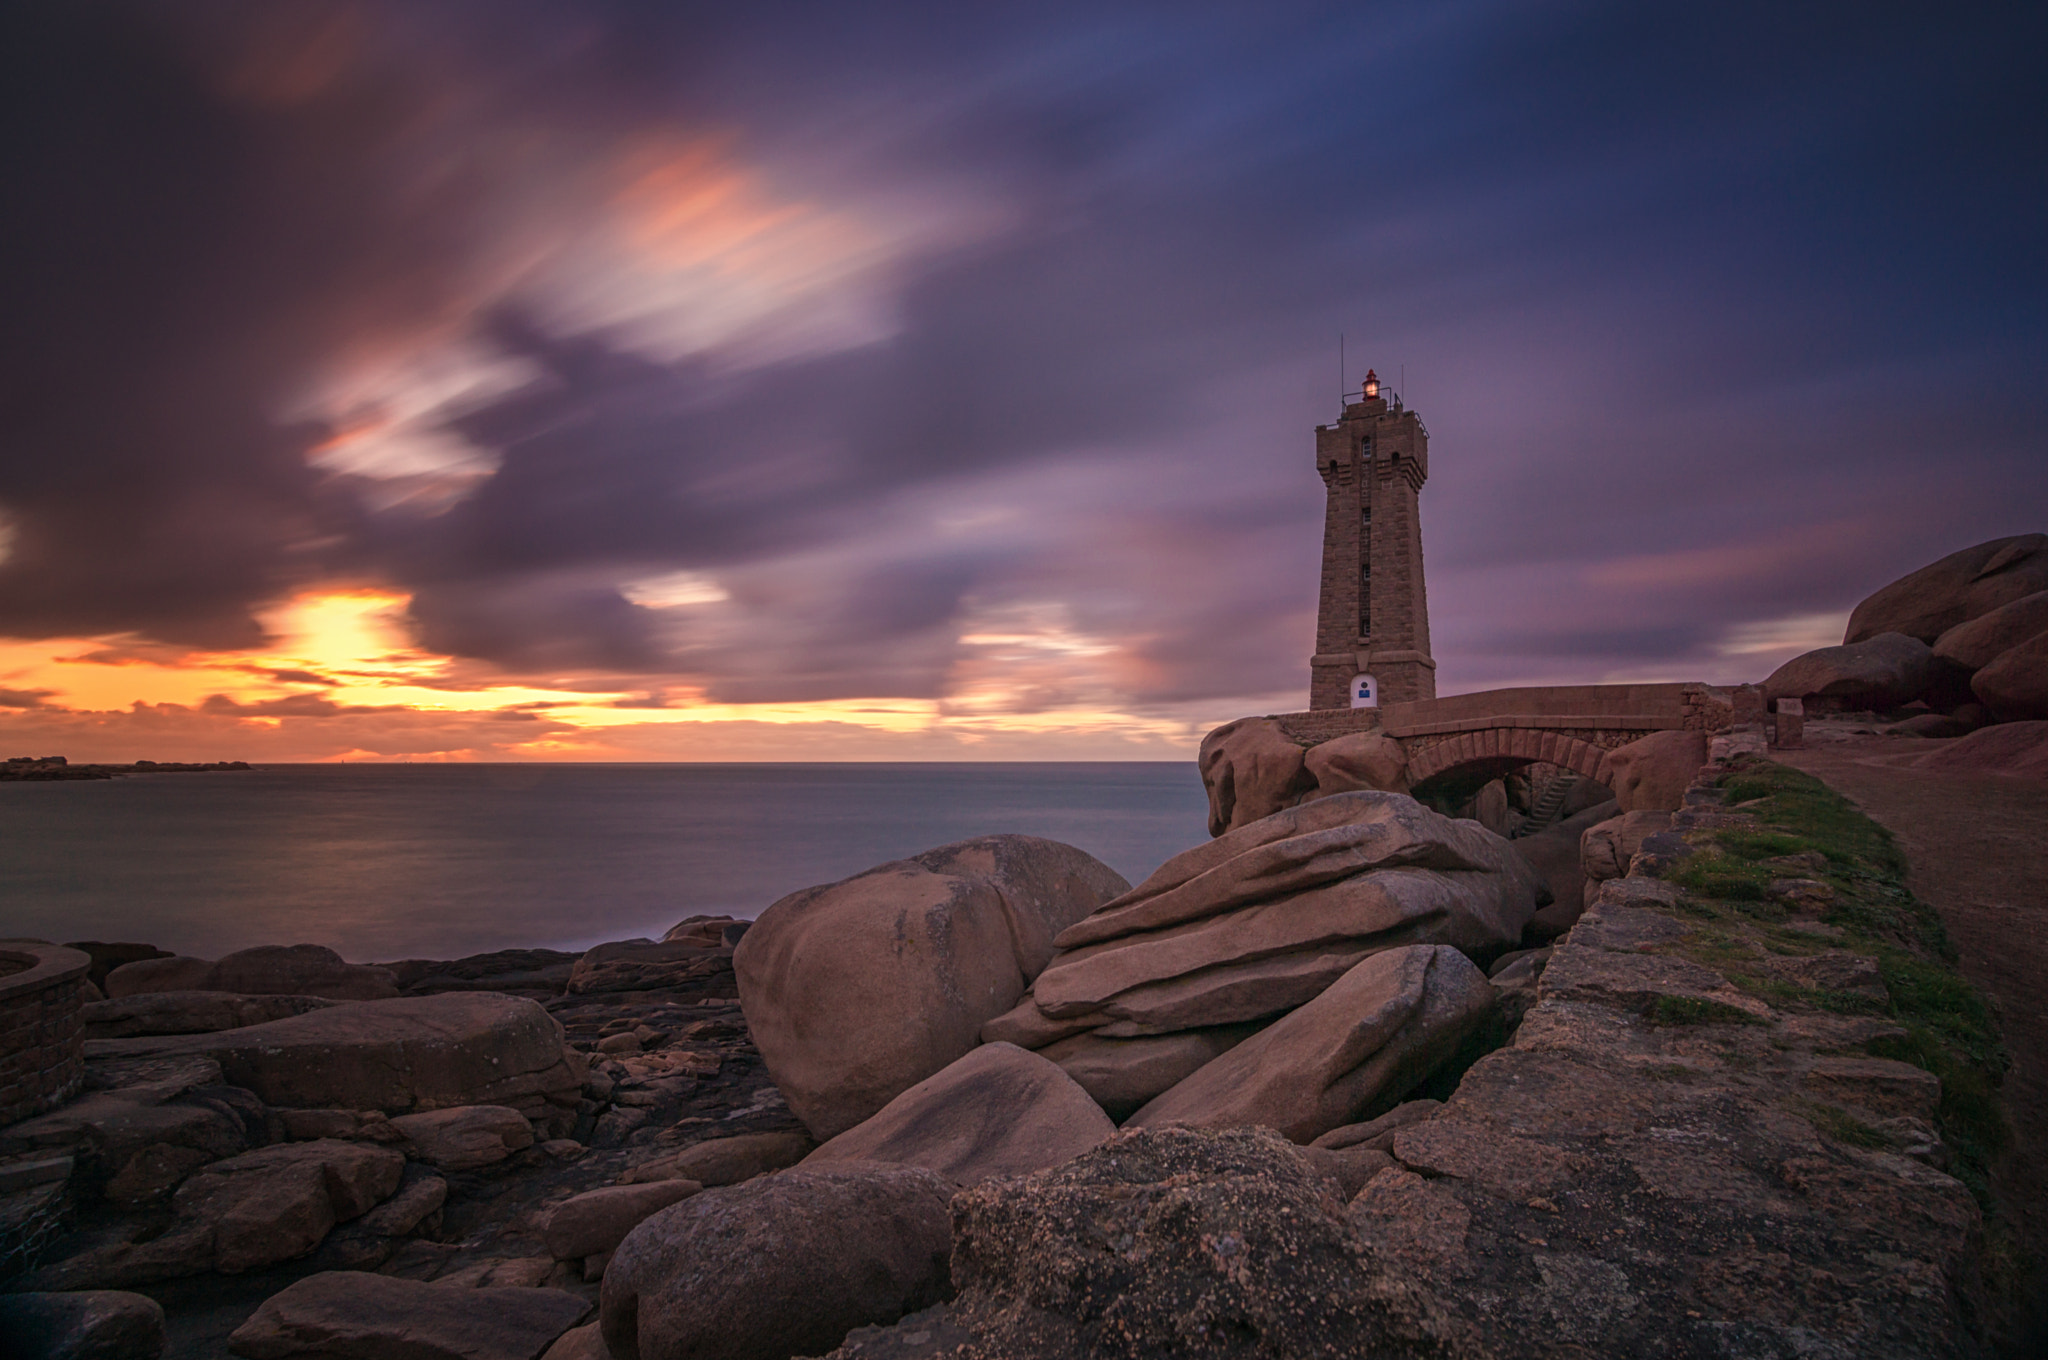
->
[1,718,2025,1359]
[2,928,804,1357]
[3,537,2042,1359]
[0,757,251,783]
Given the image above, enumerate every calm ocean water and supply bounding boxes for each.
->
[0,763,1209,963]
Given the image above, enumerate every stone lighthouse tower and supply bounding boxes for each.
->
[1309,370,1436,710]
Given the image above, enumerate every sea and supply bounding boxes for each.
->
[0,763,1210,964]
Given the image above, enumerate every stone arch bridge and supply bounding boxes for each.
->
[1266,682,1743,796]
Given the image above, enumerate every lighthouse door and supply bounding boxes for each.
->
[1349,673,1378,709]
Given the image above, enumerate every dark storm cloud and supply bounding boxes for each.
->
[407,574,664,675]
[0,2,463,645]
[2,0,2043,711]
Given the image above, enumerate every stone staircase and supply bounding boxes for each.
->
[1508,771,1576,839]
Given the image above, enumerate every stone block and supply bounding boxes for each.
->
[1771,696,1804,749]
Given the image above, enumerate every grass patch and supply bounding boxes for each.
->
[1880,957,2003,1066]
[1716,764,1908,878]
[1793,1098,1891,1150]
[1678,756,2010,1207]
[1867,1025,2011,1206]
[1726,972,1888,1016]
[1648,994,1768,1027]
[1714,828,1827,862]
[1665,928,1759,966]
[1669,857,1771,901]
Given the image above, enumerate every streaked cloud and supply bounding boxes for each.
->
[0,1,2041,760]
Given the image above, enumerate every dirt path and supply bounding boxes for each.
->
[1780,734,2048,1333]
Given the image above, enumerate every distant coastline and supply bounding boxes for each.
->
[0,755,251,782]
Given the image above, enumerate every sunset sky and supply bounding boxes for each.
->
[1,1,2043,762]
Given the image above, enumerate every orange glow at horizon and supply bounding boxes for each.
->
[0,588,1210,761]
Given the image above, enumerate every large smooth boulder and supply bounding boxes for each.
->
[601,1164,954,1360]
[1053,791,1538,954]
[315,1165,448,1267]
[0,1290,166,1360]
[823,1126,1464,1359]
[1598,729,1709,813]
[228,1272,591,1360]
[62,942,175,994]
[83,994,584,1127]
[1579,810,1674,883]
[175,1140,405,1273]
[382,949,580,997]
[543,1182,703,1262]
[1127,945,1495,1145]
[1303,731,1410,796]
[1037,1022,1264,1121]
[1761,632,1935,711]
[1971,631,2048,721]
[1913,719,2048,779]
[1198,717,1315,837]
[1845,534,2048,644]
[1507,801,1617,935]
[45,1140,407,1285]
[1470,779,1512,837]
[1932,589,2048,673]
[989,793,1537,1041]
[994,948,1382,1041]
[388,1105,534,1171]
[620,1130,814,1188]
[567,936,735,996]
[734,835,1128,1140]
[1310,1097,1442,1152]
[2,1072,266,1209]
[1561,774,1618,816]
[1297,1144,1397,1200]
[803,1043,1114,1185]
[1888,710,1983,739]
[540,1324,609,1360]
[81,991,335,1039]
[105,945,398,1001]
[662,914,745,946]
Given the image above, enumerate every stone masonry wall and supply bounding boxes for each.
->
[0,945,90,1127]
[1366,431,1433,703]
[1310,397,1435,710]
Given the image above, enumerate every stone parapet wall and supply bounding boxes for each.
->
[0,944,90,1127]
[1265,681,1742,764]
[1385,681,1704,731]
[1678,682,1744,731]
